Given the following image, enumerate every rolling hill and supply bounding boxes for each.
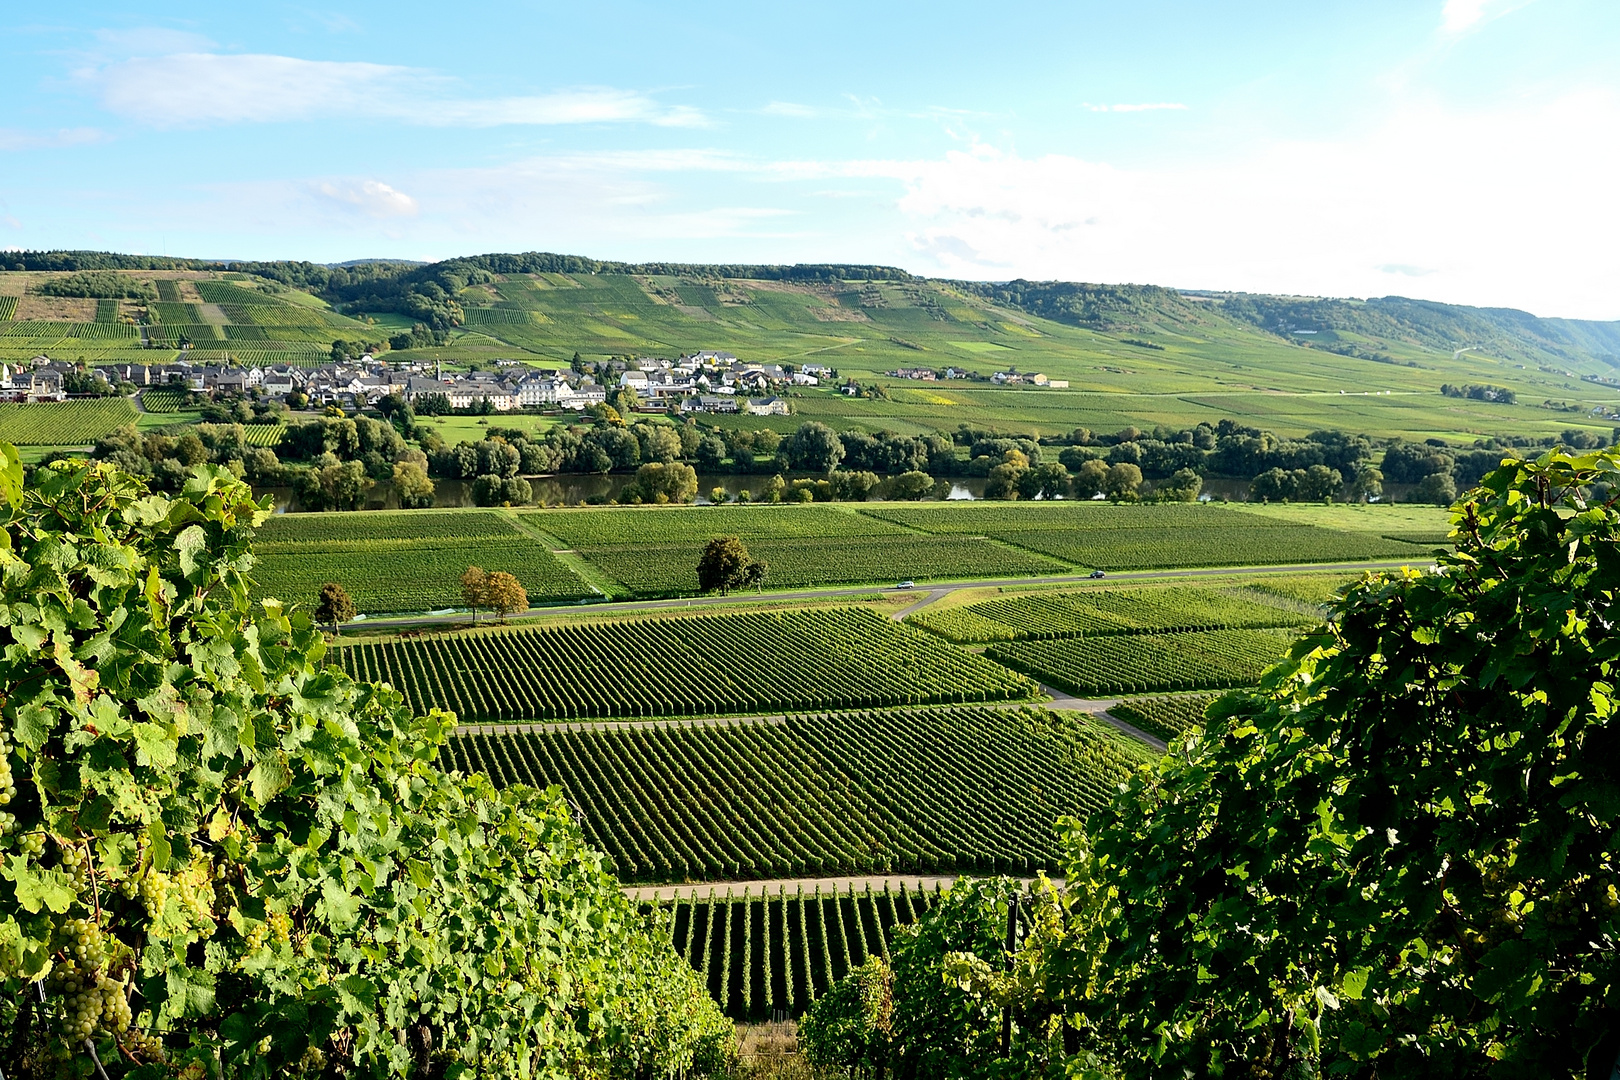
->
[3,251,1618,443]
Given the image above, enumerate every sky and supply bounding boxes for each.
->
[2,0,1618,319]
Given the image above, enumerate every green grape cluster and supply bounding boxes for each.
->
[0,733,20,839]
[46,958,131,1041]
[59,842,91,886]
[56,917,106,970]
[122,1029,165,1063]
[139,869,170,918]
[19,831,45,857]
[175,859,218,935]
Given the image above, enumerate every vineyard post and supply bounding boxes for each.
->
[999,893,1019,1056]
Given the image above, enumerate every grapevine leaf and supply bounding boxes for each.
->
[14,702,54,752]
[249,752,291,804]
[4,856,76,914]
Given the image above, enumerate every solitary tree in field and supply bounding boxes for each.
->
[461,565,488,622]
[484,571,529,622]
[314,581,356,634]
[697,536,766,595]
[741,559,769,593]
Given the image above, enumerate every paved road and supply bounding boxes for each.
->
[624,874,1038,902]
[347,559,1412,632]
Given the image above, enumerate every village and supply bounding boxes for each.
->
[1,349,800,416]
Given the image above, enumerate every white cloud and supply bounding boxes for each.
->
[1082,102,1189,113]
[82,49,707,129]
[771,89,1620,318]
[312,180,419,218]
[761,101,818,118]
[1441,0,1491,31]
[0,128,104,151]
[1440,0,1538,33]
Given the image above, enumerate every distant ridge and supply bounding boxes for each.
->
[3,249,1616,369]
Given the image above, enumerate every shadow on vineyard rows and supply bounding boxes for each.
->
[654,883,954,1022]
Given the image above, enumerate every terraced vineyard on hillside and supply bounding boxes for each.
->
[438,706,1143,881]
[252,509,594,614]
[341,608,1035,721]
[662,883,941,1021]
[0,270,375,367]
[988,629,1294,696]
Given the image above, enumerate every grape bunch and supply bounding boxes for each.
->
[122,1029,166,1063]
[0,733,20,841]
[139,869,170,918]
[59,842,91,886]
[45,958,131,1041]
[57,917,106,971]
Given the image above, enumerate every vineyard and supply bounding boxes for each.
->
[437,706,1147,881]
[578,535,1062,594]
[909,584,1318,643]
[531,505,913,546]
[524,504,1063,595]
[0,399,138,445]
[241,424,285,447]
[0,297,15,321]
[339,607,1036,721]
[987,628,1294,696]
[252,509,594,614]
[859,502,1424,570]
[662,883,941,1020]
[1108,693,1221,742]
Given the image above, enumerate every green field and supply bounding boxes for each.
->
[1225,501,1455,543]
[0,399,138,445]
[346,267,1620,444]
[663,883,939,1022]
[137,388,193,413]
[1110,693,1222,743]
[439,706,1148,881]
[247,501,1419,612]
[987,628,1295,696]
[251,509,595,613]
[528,504,1063,595]
[6,262,1620,444]
[908,583,1318,643]
[340,607,1036,721]
[861,501,1428,570]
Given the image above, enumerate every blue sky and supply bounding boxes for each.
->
[3,0,1618,317]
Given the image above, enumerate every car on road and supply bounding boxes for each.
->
[895,581,915,589]
[1088,570,1106,579]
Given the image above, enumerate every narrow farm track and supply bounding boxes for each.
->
[889,588,944,621]
[625,874,989,903]
[347,559,1417,631]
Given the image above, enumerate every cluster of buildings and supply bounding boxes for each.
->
[617,352,808,415]
[884,366,971,381]
[22,348,805,415]
[990,369,1069,388]
[0,358,73,401]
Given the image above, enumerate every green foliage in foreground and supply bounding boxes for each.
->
[0,461,730,1077]
[804,449,1620,1078]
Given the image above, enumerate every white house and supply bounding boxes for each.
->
[744,396,790,416]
